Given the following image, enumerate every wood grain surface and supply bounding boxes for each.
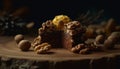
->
[0,36,120,69]
[0,36,120,61]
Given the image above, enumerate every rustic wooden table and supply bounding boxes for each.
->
[0,36,120,69]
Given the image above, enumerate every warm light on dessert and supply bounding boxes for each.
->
[52,15,71,30]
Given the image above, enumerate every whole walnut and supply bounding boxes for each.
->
[107,35,118,43]
[104,39,115,49]
[18,40,31,51]
[71,47,78,53]
[14,34,24,44]
[107,32,120,43]
[105,18,116,36]
[95,35,105,44]
[110,32,120,39]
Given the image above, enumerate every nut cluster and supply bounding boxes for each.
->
[90,32,120,50]
[71,43,90,54]
[14,34,51,54]
[71,42,102,54]
[65,21,86,36]
[38,20,56,35]
[31,36,52,54]
[34,43,51,54]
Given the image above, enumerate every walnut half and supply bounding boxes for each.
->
[31,36,41,48]
[34,42,51,54]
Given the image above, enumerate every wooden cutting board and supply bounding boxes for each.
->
[0,36,120,69]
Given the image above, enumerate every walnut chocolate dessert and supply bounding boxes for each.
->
[32,15,86,51]
[63,21,86,49]
[31,15,120,54]
[38,20,63,48]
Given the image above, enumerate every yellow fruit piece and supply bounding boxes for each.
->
[52,15,71,30]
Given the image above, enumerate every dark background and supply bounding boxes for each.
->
[0,0,120,23]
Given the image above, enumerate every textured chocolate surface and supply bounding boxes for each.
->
[0,36,120,59]
[63,32,84,49]
[38,20,86,49]
[40,31,63,48]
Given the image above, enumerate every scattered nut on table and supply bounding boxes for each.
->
[18,40,31,51]
[71,47,78,53]
[31,36,41,48]
[107,35,118,43]
[71,44,85,53]
[105,18,116,36]
[34,42,51,54]
[104,39,115,49]
[95,35,105,44]
[14,34,24,44]
[79,48,90,54]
